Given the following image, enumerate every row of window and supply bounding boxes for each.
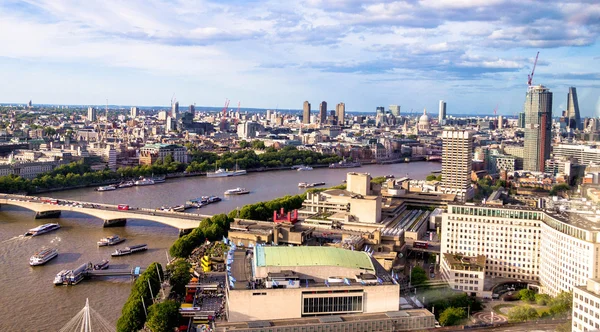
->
[302,296,363,315]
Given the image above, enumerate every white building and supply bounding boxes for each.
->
[440,254,487,298]
[553,144,600,165]
[573,278,600,332]
[441,130,474,201]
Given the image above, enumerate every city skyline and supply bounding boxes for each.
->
[0,1,599,116]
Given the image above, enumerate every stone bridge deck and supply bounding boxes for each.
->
[0,194,213,231]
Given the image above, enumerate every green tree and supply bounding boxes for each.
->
[426,174,437,181]
[146,300,181,332]
[507,305,539,322]
[438,307,466,326]
[549,291,573,316]
[535,293,552,306]
[251,140,265,150]
[239,140,250,149]
[518,289,536,302]
[410,266,428,288]
[167,259,192,295]
[550,183,571,196]
[371,176,387,185]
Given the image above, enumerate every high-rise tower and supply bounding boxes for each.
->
[130,106,139,118]
[302,101,311,124]
[389,105,400,117]
[87,107,97,122]
[523,85,552,172]
[566,87,582,130]
[319,101,327,124]
[336,102,345,125]
[438,100,446,124]
[441,130,474,201]
[171,101,179,118]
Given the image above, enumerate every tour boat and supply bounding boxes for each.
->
[329,160,361,168]
[224,188,250,195]
[134,178,155,186]
[96,185,117,192]
[97,235,126,247]
[207,162,247,178]
[30,248,58,266]
[117,181,135,188]
[297,166,313,171]
[93,260,109,270]
[24,223,60,237]
[54,270,71,285]
[111,244,148,257]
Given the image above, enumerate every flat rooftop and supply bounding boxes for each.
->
[255,246,375,271]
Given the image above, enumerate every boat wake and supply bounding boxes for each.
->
[1,235,27,244]
[50,236,62,244]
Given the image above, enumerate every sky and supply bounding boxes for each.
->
[0,0,599,116]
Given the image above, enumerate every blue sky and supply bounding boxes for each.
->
[0,0,599,116]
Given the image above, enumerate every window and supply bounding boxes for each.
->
[302,295,363,315]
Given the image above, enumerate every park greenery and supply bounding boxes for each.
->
[438,307,466,326]
[228,194,306,221]
[474,178,507,200]
[169,214,232,258]
[166,259,193,296]
[410,266,429,288]
[116,262,164,332]
[145,300,181,332]
[503,291,573,323]
[428,292,483,326]
[426,174,442,182]
[549,183,571,196]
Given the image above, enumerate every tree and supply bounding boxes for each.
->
[518,289,536,302]
[410,266,428,288]
[239,140,250,149]
[535,293,552,306]
[167,259,192,295]
[251,140,265,150]
[507,305,539,322]
[550,183,570,196]
[426,174,437,181]
[549,291,573,316]
[438,307,466,326]
[146,300,181,332]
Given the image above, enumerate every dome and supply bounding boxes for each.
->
[419,108,430,124]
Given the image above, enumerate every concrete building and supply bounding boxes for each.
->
[237,121,262,139]
[441,254,487,298]
[166,116,175,132]
[376,106,385,115]
[336,102,345,125]
[347,172,371,196]
[553,144,600,166]
[87,107,97,122]
[139,143,187,165]
[130,106,139,118]
[573,279,600,332]
[390,105,400,117]
[226,246,400,323]
[0,160,60,179]
[319,101,327,124]
[566,87,582,131]
[523,85,552,172]
[171,101,179,118]
[438,100,446,124]
[441,130,474,201]
[518,112,526,128]
[302,101,311,125]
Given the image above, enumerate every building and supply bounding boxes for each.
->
[566,87,582,131]
[87,107,97,122]
[171,101,179,118]
[0,160,60,179]
[573,279,600,332]
[130,106,139,118]
[138,143,187,165]
[237,121,262,139]
[376,106,385,115]
[417,109,431,132]
[302,101,311,124]
[441,254,487,298]
[225,246,400,323]
[319,101,327,124]
[523,85,552,172]
[497,115,503,129]
[553,144,600,166]
[441,130,474,201]
[438,100,446,124]
[336,102,345,125]
[166,116,175,132]
[518,112,526,128]
[442,202,600,297]
[389,105,400,117]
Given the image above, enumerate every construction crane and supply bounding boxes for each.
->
[527,51,540,87]
[236,101,240,114]
[493,103,499,116]
[222,98,230,117]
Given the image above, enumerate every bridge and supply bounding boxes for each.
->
[0,194,213,232]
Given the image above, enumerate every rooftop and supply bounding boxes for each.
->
[255,246,375,272]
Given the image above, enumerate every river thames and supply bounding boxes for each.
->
[0,162,439,330]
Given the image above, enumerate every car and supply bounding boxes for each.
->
[434,321,441,328]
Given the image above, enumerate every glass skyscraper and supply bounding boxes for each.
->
[523,85,552,172]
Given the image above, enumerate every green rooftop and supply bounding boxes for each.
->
[255,246,374,271]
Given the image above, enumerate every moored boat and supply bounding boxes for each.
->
[329,160,361,168]
[96,185,117,192]
[24,223,60,237]
[224,187,250,195]
[297,165,313,171]
[54,269,71,285]
[30,248,59,266]
[207,162,247,178]
[97,235,126,247]
[134,178,155,186]
[93,259,109,270]
[118,181,135,188]
[111,244,148,257]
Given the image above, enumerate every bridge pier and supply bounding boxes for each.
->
[103,218,127,227]
[179,229,193,237]
[35,210,62,219]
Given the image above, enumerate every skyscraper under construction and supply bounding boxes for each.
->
[566,87,582,130]
[523,85,553,172]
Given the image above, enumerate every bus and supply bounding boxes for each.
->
[413,241,429,249]
[117,204,130,211]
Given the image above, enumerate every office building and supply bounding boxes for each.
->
[237,121,262,139]
[130,106,139,118]
[441,130,474,201]
[554,144,600,165]
[166,116,175,132]
[189,104,195,116]
[518,112,526,128]
[438,100,446,124]
[573,279,600,332]
[566,87,582,130]
[376,106,385,115]
[302,101,311,124]
[389,105,400,117]
[440,254,486,297]
[139,143,187,165]
[523,85,552,172]
[497,115,503,129]
[336,102,345,125]
[87,107,97,122]
[171,101,179,118]
[319,101,327,124]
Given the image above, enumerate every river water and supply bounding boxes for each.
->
[0,162,439,330]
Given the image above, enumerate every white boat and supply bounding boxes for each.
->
[134,178,155,186]
[207,162,247,178]
[224,187,250,195]
[54,269,71,285]
[97,235,126,247]
[30,248,58,266]
[96,185,117,192]
[297,166,313,171]
[111,244,148,257]
[118,181,135,188]
[24,223,60,237]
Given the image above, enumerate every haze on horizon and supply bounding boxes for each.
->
[0,0,599,116]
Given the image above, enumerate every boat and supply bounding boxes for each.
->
[24,223,60,237]
[170,205,185,212]
[298,182,325,188]
[207,162,247,178]
[96,185,117,192]
[134,178,155,186]
[298,182,309,188]
[224,187,250,195]
[149,175,166,183]
[30,248,58,266]
[97,235,126,247]
[297,166,313,171]
[54,269,71,285]
[329,160,361,169]
[208,196,221,203]
[111,244,148,257]
[117,181,135,188]
[93,260,109,270]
